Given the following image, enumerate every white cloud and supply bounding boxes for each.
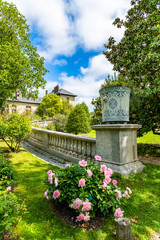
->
[60,54,114,110]
[52,59,67,66]
[7,0,131,60]
[38,80,58,97]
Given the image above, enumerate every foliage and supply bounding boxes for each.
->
[91,97,102,125]
[103,0,160,135]
[66,103,91,134]
[0,113,32,152]
[61,99,74,115]
[54,114,68,132]
[45,157,131,222]
[0,0,48,109]
[100,75,132,89]
[0,153,27,238]
[37,94,62,118]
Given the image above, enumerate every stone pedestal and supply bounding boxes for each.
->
[116,218,132,240]
[92,124,144,175]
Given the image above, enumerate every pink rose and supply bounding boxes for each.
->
[94,155,102,161]
[84,212,90,222]
[54,177,58,187]
[52,190,60,199]
[5,176,7,179]
[47,170,52,176]
[126,187,132,194]
[114,208,124,218]
[112,180,117,186]
[82,201,91,212]
[79,160,87,167]
[44,190,49,199]
[101,182,107,190]
[76,213,85,222]
[104,176,111,185]
[48,173,54,184]
[115,189,122,199]
[78,179,86,187]
[7,186,11,191]
[65,164,70,168]
[100,165,106,173]
[87,169,93,177]
[4,213,8,217]
[7,158,9,160]
[104,168,113,177]
[71,198,83,209]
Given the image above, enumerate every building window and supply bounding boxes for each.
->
[67,97,69,100]
[26,106,31,114]
[12,105,16,113]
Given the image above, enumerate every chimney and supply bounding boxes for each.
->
[54,85,60,93]
[45,90,48,95]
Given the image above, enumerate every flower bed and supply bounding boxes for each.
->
[44,156,131,222]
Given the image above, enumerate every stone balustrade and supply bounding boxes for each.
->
[27,127,96,163]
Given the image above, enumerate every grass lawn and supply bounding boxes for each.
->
[0,141,160,240]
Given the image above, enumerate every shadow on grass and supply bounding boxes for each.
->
[138,143,160,157]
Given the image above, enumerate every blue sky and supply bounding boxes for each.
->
[7,0,131,110]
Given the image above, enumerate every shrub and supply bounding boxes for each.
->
[0,113,32,152]
[66,104,91,134]
[44,156,131,222]
[54,114,68,132]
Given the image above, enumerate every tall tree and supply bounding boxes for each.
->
[103,0,160,135]
[0,0,48,108]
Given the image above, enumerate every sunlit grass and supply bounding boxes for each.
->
[0,140,160,239]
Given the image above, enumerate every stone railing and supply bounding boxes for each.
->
[32,119,54,127]
[27,127,96,163]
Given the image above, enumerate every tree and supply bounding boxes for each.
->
[0,113,32,152]
[0,1,48,108]
[66,104,91,134]
[103,0,160,134]
[61,99,73,115]
[91,97,102,125]
[37,94,62,118]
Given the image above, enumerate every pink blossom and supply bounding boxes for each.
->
[115,189,122,199]
[94,155,102,161]
[52,190,60,199]
[7,158,9,160]
[114,208,124,218]
[54,177,58,187]
[112,180,117,186]
[78,179,86,187]
[7,186,11,191]
[4,213,8,217]
[123,190,130,199]
[84,212,90,222]
[44,190,49,199]
[82,201,91,212]
[104,176,111,185]
[87,169,93,177]
[104,168,113,177]
[5,176,7,179]
[76,213,85,222]
[65,164,70,168]
[47,170,52,176]
[48,174,53,184]
[100,165,106,173]
[79,160,87,167]
[126,187,132,194]
[72,198,83,209]
[101,182,107,190]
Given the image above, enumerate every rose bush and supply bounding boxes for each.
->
[44,156,131,222]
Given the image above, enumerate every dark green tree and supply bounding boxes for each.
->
[66,104,91,134]
[103,0,160,135]
[0,0,48,108]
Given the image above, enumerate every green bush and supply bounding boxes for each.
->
[66,104,91,134]
[44,157,131,222]
[0,113,32,152]
[54,114,67,132]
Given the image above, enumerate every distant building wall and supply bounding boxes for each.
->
[59,95,75,106]
[6,102,39,114]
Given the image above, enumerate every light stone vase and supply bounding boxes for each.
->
[99,86,131,123]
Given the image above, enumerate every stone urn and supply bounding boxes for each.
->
[99,86,131,123]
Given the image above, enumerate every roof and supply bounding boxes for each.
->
[53,88,77,97]
[8,96,42,104]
